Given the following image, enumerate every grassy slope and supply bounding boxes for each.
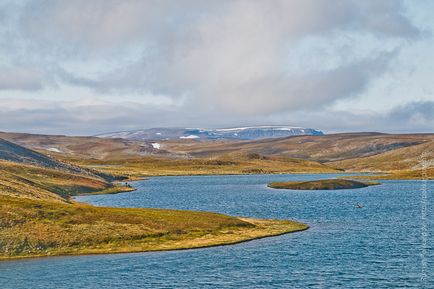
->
[163,133,433,161]
[327,142,434,172]
[268,179,378,190]
[164,134,434,179]
[0,195,308,259]
[361,168,434,180]
[62,154,338,180]
[0,132,171,160]
[0,157,308,260]
[1,131,432,179]
[0,160,109,202]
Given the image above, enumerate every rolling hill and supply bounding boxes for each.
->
[0,138,307,259]
[0,131,432,178]
[0,138,100,176]
[327,140,434,172]
[154,132,434,178]
[162,132,432,162]
[0,131,171,160]
[0,159,109,202]
[0,137,122,201]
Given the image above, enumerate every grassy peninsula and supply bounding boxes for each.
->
[0,141,308,260]
[0,195,307,260]
[268,179,379,190]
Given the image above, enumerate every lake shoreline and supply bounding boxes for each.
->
[107,171,424,182]
[1,174,310,261]
[0,215,308,261]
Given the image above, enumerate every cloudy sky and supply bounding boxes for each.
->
[0,0,433,135]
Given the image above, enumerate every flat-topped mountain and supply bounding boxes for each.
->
[96,126,324,141]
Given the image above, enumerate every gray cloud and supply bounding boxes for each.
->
[0,98,185,135]
[0,67,44,91]
[45,1,415,115]
[388,100,434,124]
[0,99,432,135]
[281,101,434,133]
[0,0,428,133]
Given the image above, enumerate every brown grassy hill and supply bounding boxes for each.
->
[0,138,92,175]
[0,138,120,182]
[327,141,434,172]
[0,137,134,202]
[0,160,307,260]
[4,131,431,163]
[0,160,110,202]
[0,132,175,160]
[163,133,433,162]
[1,131,432,178]
[0,140,307,260]
[71,154,338,179]
[162,133,434,178]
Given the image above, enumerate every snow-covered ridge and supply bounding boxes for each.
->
[180,135,200,139]
[214,126,304,132]
[97,126,323,141]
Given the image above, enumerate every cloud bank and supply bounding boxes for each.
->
[0,0,432,134]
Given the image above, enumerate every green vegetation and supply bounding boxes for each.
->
[328,141,434,175]
[0,145,308,260]
[67,154,338,180]
[0,160,108,202]
[0,195,307,260]
[2,131,432,180]
[356,168,434,180]
[163,133,431,162]
[77,184,136,196]
[268,179,379,190]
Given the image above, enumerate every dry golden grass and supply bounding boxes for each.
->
[0,195,307,260]
[0,132,157,160]
[359,168,434,180]
[0,150,309,260]
[268,179,379,190]
[327,142,434,179]
[2,131,433,180]
[163,133,433,162]
[0,160,108,202]
[66,154,338,179]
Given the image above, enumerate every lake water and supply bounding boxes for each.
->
[1,174,433,288]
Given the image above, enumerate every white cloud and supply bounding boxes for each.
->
[0,0,431,134]
[0,67,44,91]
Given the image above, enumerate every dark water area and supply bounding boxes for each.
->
[1,174,433,288]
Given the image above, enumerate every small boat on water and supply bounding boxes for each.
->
[355,203,363,209]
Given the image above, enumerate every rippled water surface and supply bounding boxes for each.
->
[1,174,433,288]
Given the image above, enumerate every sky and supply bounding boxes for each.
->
[0,0,433,135]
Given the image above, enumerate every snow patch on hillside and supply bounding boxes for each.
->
[47,148,62,153]
[215,126,303,132]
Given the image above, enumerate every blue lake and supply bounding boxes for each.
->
[1,174,433,288]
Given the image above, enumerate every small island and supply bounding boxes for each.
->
[268,179,379,190]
